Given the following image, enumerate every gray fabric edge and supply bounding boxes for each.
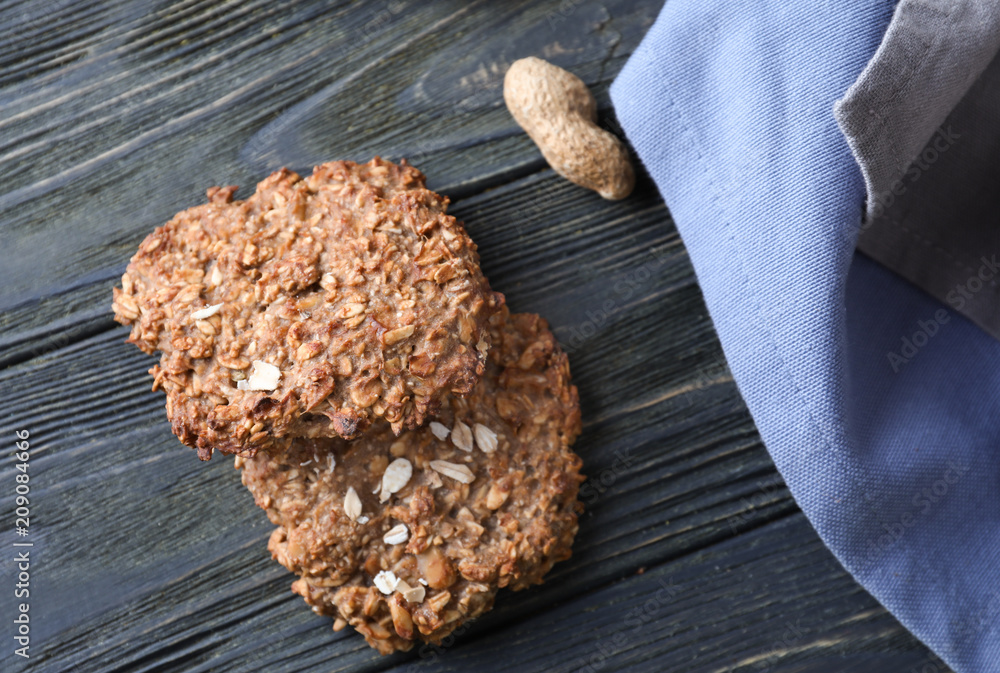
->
[834,0,1000,223]
[834,0,1000,342]
[853,49,1000,342]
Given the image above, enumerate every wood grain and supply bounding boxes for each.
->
[0,1,949,672]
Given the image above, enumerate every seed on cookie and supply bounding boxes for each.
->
[401,584,425,603]
[344,487,362,521]
[246,361,281,392]
[373,570,400,595]
[383,524,409,545]
[429,460,475,484]
[473,423,498,453]
[451,421,473,452]
[429,422,450,440]
[190,303,222,320]
[380,458,413,503]
[383,324,415,346]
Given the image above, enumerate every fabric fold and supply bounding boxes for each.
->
[837,0,1000,342]
[611,1,1000,671]
[835,0,1000,222]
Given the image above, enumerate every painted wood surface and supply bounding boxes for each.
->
[0,1,949,671]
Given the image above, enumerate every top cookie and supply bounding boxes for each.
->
[112,158,504,458]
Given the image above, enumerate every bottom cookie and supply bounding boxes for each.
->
[238,309,585,653]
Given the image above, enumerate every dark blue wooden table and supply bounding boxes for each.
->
[0,2,951,671]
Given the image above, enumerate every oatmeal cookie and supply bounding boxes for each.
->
[238,309,584,653]
[112,158,503,458]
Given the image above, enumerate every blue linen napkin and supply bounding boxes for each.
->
[611,1,1000,671]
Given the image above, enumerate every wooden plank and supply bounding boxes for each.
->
[0,281,114,370]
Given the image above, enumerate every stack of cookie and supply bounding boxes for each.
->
[112,157,584,653]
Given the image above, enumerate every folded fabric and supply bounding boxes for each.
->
[840,0,1000,342]
[611,1,1000,671]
